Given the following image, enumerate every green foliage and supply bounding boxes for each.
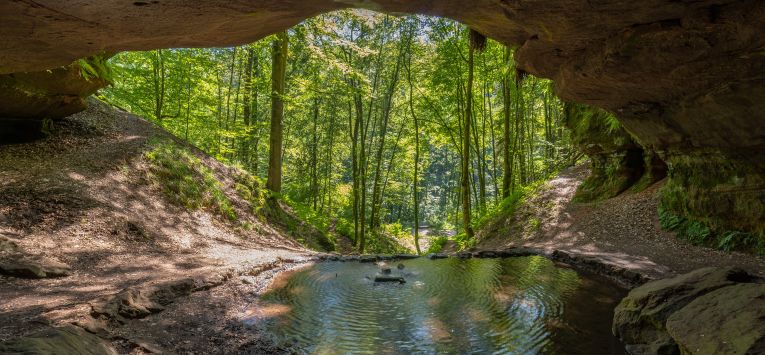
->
[145,140,236,220]
[77,55,113,83]
[425,236,448,254]
[232,169,267,215]
[453,232,475,251]
[102,11,575,253]
[658,205,764,254]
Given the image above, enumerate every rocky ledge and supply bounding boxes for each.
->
[614,267,765,355]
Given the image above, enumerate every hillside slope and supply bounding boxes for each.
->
[478,164,765,279]
[0,99,327,352]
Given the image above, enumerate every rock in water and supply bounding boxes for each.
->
[427,253,447,260]
[373,275,405,284]
[381,268,392,275]
[0,325,116,355]
[397,263,405,270]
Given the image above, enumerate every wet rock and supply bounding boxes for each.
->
[426,253,447,260]
[373,275,405,284]
[456,252,472,259]
[396,263,405,270]
[0,325,116,355]
[613,267,758,355]
[377,255,394,261]
[393,254,419,260]
[91,278,194,324]
[359,255,378,263]
[0,259,71,279]
[500,248,544,258]
[473,250,498,258]
[381,268,392,275]
[340,255,360,262]
[666,283,765,355]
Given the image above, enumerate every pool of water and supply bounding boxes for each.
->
[247,256,627,354]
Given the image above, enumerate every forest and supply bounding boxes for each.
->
[3,2,765,354]
[101,11,574,254]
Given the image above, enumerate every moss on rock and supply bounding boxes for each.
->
[564,103,666,202]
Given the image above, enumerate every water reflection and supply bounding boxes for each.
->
[247,256,626,354]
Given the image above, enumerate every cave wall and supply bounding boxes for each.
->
[1,0,764,237]
[564,103,666,202]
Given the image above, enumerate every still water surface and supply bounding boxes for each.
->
[249,256,627,354]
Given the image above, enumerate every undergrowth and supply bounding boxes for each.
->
[658,206,765,254]
[145,140,236,221]
[425,236,448,254]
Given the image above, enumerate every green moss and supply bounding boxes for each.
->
[564,103,661,202]
[145,140,236,221]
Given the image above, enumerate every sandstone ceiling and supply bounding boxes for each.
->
[1,0,764,233]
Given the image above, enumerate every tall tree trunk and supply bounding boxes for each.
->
[267,32,288,193]
[501,46,513,198]
[406,26,422,255]
[462,30,478,240]
[242,47,254,166]
[152,49,165,121]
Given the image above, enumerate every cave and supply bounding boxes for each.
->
[2,0,763,235]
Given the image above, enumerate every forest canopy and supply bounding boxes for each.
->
[101,10,575,253]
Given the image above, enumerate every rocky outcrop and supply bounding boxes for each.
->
[0,236,72,278]
[613,267,764,354]
[90,278,194,324]
[564,103,666,202]
[0,56,110,141]
[0,259,71,279]
[666,283,765,354]
[0,325,116,355]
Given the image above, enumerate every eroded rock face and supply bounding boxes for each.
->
[0,56,110,136]
[613,267,763,355]
[564,103,666,202]
[90,278,194,324]
[666,283,765,354]
[0,0,764,234]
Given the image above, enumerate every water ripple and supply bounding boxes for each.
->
[248,256,627,354]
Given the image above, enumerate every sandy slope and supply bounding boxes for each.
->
[0,100,316,352]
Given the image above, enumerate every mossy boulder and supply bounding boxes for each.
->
[666,283,765,354]
[613,267,761,355]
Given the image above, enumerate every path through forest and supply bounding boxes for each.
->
[478,165,765,278]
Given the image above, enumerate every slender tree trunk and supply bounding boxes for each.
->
[152,49,165,121]
[501,46,513,198]
[406,27,422,255]
[267,32,288,193]
[242,47,254,166]
[462,30,478,239]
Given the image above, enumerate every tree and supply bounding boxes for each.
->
[267,31,288,193]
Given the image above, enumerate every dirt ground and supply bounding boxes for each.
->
[478,164,765,279]
[0,100,315,352]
